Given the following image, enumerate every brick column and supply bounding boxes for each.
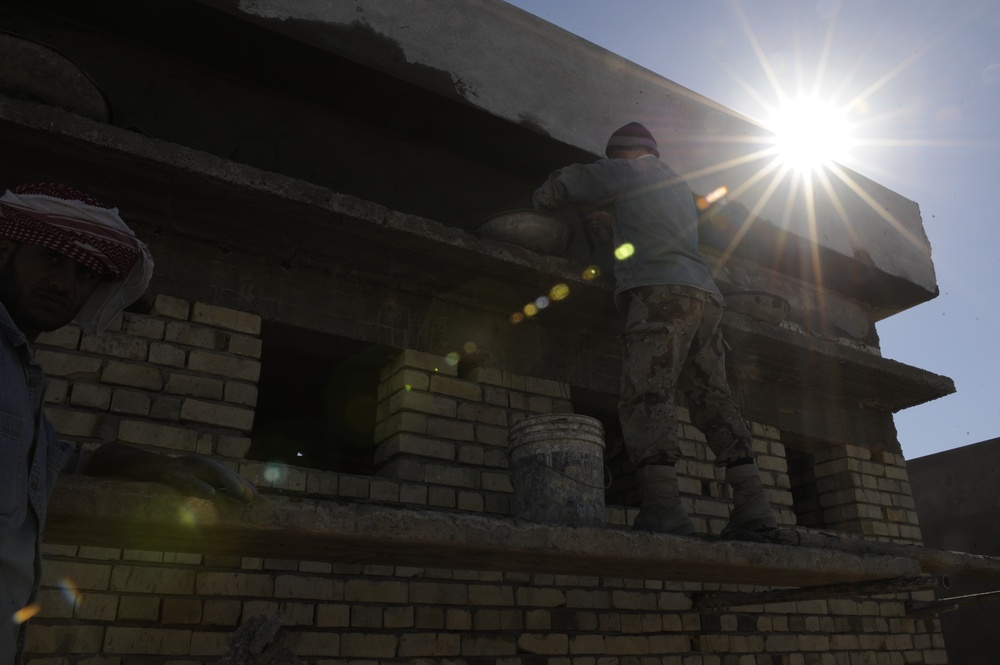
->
[373,350,573,516]
[813,444,922,543]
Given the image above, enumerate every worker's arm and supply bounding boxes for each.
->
[83,442,257,502]
[532,160,622,212]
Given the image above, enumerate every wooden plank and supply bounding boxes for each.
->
[46,477,921,588]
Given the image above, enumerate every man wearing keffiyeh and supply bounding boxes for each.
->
[0,183,256,662]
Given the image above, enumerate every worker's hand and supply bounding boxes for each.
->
[586,211,614,243]
[158,455,258,503]
[85,443,257,503]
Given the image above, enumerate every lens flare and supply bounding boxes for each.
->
[12,604,41,625]
[263,464,285,484]
[463,342,477,354]
[697,186,729,210]
[445,352,460,366]
[523,303,538,317]
[535,296,550,310]
[582,266,601,280]
[614,243,635,260]
[510,312,524,324]
[549,284,570,301]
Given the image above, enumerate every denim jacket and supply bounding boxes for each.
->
[0,302,79,660]
[532,155,722,310]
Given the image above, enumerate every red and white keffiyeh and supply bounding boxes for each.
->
[0,182,154,334]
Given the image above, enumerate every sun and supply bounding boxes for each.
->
[766,98,854,173]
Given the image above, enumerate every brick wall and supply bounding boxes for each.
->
[26,298,947,664]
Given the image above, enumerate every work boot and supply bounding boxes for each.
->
[721,462,778,537]
[633,465,695,536]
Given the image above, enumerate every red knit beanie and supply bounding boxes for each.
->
[605,122,659,158]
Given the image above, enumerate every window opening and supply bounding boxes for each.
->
[250,322,395,475]
[786,444,825,528]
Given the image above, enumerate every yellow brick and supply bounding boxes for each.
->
[228,333,263,358]
[43,378,69,404]
[118,595,160,621]
[379,368,432,400]
[165,373,225,399]
[344,579,408,604]
[35,325,81,349]
[464,366,525,389]
[35,350,102,379]
[274,575,344,600]
[430,374,483,401]
[153,294,191,320]
[180,398,255,431]
[387,388,457,418]
[165,321,227,349]
[187,350,260,382]
[460,634,517,656]
[217,435,252,458]
[409,581,468,605]
[148,341,187,367]
[468,584,515,606]
[24,624,104,653]
[192,301,261,334]
[81,333,149,360]
[117,420,197,452]
[110,389,151,416]
[457,401,508,425]
[569,634,604,654]
[101,360,163,390]
[518,633,569,655]
[223,381,258,407]
[316,603,350,627]
[103,627,192,655]
[34,589,74,619]
[110,565,195,594]
[45,408,108,438]
[124,313,166,339]
[517,587,566,607]
[373,411,429,443]
[338,633,398,658]
[398,632,461,657]
[189,631,229,657]
[603,635,650,654]
[195,571,273,596]
[387,348,458,378]
[70,383,112,410]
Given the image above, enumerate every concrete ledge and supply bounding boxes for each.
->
[47,476,921,588]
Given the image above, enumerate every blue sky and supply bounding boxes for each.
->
[504,0,1000,460]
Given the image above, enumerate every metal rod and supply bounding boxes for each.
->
[906,588,1000,617]
[694,574,950,610]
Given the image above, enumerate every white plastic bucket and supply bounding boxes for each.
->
[507,414,606,527]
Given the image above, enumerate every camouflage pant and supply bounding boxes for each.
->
[619,285,753,467]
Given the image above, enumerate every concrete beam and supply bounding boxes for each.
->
[47,476,921,589]
[195,0,937,306]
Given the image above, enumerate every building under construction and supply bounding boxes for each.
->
[0,0,984,662]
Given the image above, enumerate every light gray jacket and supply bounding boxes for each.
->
[533,154,721,309]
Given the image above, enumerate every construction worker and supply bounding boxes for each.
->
[0,182,256,662]
[532,123,778,537]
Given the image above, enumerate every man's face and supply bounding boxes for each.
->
[0,240,103,339]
